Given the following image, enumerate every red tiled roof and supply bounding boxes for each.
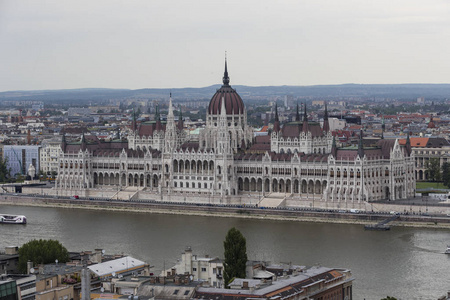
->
[398,137,429,147]
[281,122,324,138]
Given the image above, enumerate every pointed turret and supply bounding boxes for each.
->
[220,96,227,117]
[165,93,177,152]
[322,102,330,132]
[302,103,309,133]
[167,94,174,120]
[61,133,67,153]
[81,133,87,151]
[273,103,280,132]
[222,55,230,87]
[357,130,364,158]
[331,135,337,157]
[405,132,412,156]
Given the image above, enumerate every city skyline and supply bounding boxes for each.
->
[1,0,450,92]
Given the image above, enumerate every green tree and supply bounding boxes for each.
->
[223,227,248,288]
[0,158,10,183]
[381,297,397,300]
[18,239,69,273]
[442,162,450,188]
[425,158,441,182]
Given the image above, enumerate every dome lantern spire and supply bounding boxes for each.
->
[222,53,230,86]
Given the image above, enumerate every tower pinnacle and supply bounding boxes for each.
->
[222,55,230,86]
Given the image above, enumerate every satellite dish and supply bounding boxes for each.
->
[101,287,105,293]
[55,259,58,264]
[189,275,193,281]
[102,249,105,254]
[112,272,116,277]
[30,268,35,274]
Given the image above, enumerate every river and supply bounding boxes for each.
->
[1,205,449,299]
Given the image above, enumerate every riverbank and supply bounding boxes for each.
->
[2,195,450,229]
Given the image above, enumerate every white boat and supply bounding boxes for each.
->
[445,246,450,254]
[0,214,27,224]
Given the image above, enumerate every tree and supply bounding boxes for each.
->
[223,227,248,287]
[442,162,450,188]
[0,158,10,183]
[425,158,441,182]
[18,239,69,273]
[381,297,397,300]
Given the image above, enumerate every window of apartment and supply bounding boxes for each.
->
[213,268,216,274]
[192,267,197,272]
[201,268,207,272]
[46,280,50,286]
[173,290,179,295]
[184,290,190,296]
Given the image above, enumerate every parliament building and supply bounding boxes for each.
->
[55,61,416,205]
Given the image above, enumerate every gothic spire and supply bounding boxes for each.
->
[222,54,230,86]
[302,103,309,133]
[322,102,330,132]
[81,133,87,151]
[61,133,67,153]
[405,131,412,156]
[273,103,280,132]
[295,103,300,122]
[357,129,364,158]
[168,93,174,119]
[331,135,337,157]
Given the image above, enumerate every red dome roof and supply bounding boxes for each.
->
[208,86,244,115]
[208,59,245,115]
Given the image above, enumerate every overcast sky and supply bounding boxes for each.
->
[1,0,450,92]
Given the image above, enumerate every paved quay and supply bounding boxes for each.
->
[2,194,450,229]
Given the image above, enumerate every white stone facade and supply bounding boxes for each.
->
[55,65,415,203]
[40,137,63,174]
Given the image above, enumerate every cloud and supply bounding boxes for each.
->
[1,0,450,91]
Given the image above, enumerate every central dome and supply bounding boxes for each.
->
[208,60,245,115]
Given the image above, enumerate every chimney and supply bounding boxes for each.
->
[27,261,33,275]
[81,268,91,300]
[242,281,249,289]
[27,129,31,145]
[94,249,103,263]
[171,268,176,276]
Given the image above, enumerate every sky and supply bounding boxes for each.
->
[1,0,450,92]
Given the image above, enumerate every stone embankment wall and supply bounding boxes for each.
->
[2,195,450,229]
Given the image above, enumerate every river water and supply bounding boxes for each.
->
[1,205,449,299]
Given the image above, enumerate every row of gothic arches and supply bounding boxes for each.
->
[237,177,327,194]
[92,172,160,189]
[173,159,215,174]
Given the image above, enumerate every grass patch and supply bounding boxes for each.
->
[416,181,445,189]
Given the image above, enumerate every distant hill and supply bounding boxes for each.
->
[1,84,450,102]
